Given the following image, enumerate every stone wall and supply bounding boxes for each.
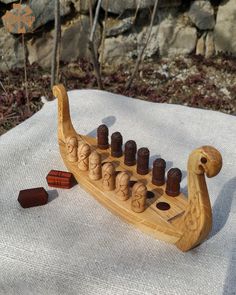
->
[0,0,235,71]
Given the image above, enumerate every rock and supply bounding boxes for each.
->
[164,26,197,56]
[214,0,236,56]
[27,15,101,68]
[71,0,96,13]
[0,27,24,71]
[2,1,71,33]
[188,0,215,30]
[205,31,215,58]
[196,33,206,56]
[0,0,18,3]
[138,10,197,57]
[29,0,71,32]
[61,15,101,62]
[102,9,197,64]
[101,0,181,15]
[27,30,54,68]
[101,33,137,65]
[105,17,134,37]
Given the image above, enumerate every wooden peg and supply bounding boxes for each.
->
[115,171,130,201]
[89,151,102,180]
[165,168,182,197]
[152,158,166,186]
[137,147,150,175]
[77,142,91,171]
[111,132,123,157]
[97,124,109,149]
[124,140,137,166]
[131,182,147,213]
[66,136,78,162]
[102,162,115,191]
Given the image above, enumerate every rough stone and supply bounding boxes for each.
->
[0,27,24,72]
[214,0,236,56]
[102,9,197,64]
[0,0,18,3]
[138,10,197,57]
[205,31,215,58]
[188,0,215,30]
[71,0,97,13]
[29,0,71,32]
[27,30,54,68]
[101,32,137,65]
[105,17,134,37]
[101,0,181,15]
[196,33,206,56]
[27,15,101,68]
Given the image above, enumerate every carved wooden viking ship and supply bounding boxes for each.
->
[52,84,223,252]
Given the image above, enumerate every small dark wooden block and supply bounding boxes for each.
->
[165,168,182,197]
[46,170,75,189]
[111,132,123,158]
[97,124,109,149]
[152,158,166,186]
[18,187,48,208]
[124,140,137,166]
[137,147,150,175]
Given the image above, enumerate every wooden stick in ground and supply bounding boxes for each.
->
[99,0,109,74]
[22,34,30,114]
[51,0,60,90]
[56,2,61,85]
[125,0,159,91]
[88,0,103,90]
[88,0,94,29]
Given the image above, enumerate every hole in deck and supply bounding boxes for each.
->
[156,202,170,211]
[147,191,155,199]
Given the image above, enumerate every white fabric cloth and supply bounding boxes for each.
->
[0,89,236,295]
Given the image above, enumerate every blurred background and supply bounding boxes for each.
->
[0,0,235,135]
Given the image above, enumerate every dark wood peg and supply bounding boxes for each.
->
[165,168,182,197]
[111,132,123,157]
[137,147,150,175]
[152,158,166,186]
[124,140,137,166]
[97,124,109,149]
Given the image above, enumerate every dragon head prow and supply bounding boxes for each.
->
[188,145,223,178]
[52,84,67,99]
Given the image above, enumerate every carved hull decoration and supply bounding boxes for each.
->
[52,84,223,252]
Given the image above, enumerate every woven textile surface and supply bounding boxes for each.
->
[0,90,236,295]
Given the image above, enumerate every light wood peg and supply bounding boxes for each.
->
[115,171,130,201]
[77,142,91,171]
[89,151,102,180]
[66,136,78,162]
[131,182,147,213]
[102,162,115,191]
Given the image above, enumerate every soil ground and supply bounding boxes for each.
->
[0,54,235,136]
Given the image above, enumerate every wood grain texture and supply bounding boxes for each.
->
[46,170,75,189]
[52,84,223,251]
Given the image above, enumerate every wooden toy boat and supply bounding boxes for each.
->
[52,84,223,252]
